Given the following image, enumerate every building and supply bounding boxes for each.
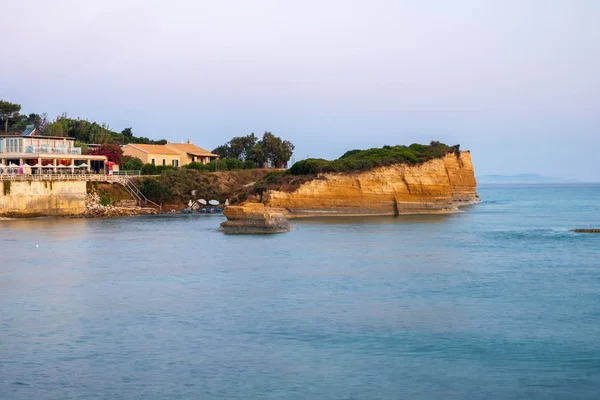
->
[122,144,182,167]
[0,126,107,173]
[165,139,219,165]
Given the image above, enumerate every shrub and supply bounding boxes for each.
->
[289,141,458,175]
[264,170,287,185]
[141,163,159,175]
[141,164,176,175]
[222,158,244,171]
[253,183,267,195]
[243,160,255,169]
[121,155,144,171]
[139,178,173,203]
[289,158,330,175]
[184,162,209,172]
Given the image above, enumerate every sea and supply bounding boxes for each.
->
[1,183,599,400]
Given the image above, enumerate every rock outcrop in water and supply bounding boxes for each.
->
[571,229,600,233]
[262,152,479,217]
[219,203,291,234]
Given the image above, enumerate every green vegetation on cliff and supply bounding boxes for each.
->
[290,142,460,175]
[134,169,274,208]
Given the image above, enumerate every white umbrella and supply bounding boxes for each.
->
[9,163,18,167]
[77,162,88,167]
[224,199,229,206]
[32,163,42,167]
[198,199,207,205]
[209,200,219,206]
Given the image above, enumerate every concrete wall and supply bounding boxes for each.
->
[0,180,87,217]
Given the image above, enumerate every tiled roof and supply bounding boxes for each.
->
[166,143,217,157]
[124,144,180,155]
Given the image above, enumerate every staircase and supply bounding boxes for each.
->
[117,176,162,212]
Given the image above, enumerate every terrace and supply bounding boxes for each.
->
[0,135,105,173]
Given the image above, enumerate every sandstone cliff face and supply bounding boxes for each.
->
[264,151,479,217]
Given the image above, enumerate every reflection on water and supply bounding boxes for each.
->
[1,185,600,400]
[295,213,455,225]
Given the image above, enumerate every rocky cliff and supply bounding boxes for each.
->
[263,151,479,217]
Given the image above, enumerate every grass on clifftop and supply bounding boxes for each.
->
[289,141,460,175]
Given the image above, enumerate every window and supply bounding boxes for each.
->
[172,159,179,167]
[162,158,166,166]
[6,138,22,153]
[151,158,156,165]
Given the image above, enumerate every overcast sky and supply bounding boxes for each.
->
[3,0,599,180]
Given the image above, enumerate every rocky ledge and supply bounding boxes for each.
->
[571,229,600,233]
[84,193,159,218]
[219,203,292,234]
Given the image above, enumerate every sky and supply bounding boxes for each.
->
[2,0,599,180]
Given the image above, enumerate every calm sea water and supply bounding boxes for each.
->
[1,184,599,399]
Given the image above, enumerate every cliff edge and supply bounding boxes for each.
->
[262,151,479,217]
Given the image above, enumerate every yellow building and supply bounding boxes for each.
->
[122,144,181,167]
[165,140,219,165]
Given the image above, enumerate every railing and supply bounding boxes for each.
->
[112,170,141,176]
[22,146,82,155]
[120,177,162,211]
[0,174,123,182]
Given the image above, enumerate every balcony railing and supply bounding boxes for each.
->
[23,146,82,155]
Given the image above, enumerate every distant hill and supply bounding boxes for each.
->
[477,174,577,183]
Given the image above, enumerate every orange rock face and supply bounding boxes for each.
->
[264,152,479,217]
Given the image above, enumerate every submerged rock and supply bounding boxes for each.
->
[220,203,292,234]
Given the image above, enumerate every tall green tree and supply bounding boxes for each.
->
[229,133,258,161]
[257,131,295,168]
[212,133,258,161]
[0,100,22,134]
[213,132,294,168]
[122,127,133,144]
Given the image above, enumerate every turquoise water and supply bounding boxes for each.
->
[1,184,599,399]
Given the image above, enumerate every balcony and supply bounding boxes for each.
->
[24,146,82,155]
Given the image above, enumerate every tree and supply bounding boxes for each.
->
[252,140,268,167]
[122,127,133,144]
[213,132,294,168]
[212,133,258,161]
[257,131,295,168]
[0,100,22,134]
[228,133,258,161]
[212,144,231,159]
[87,143,124,165]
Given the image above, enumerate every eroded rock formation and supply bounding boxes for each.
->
[263,152,479,217]
[220,202,291,234]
